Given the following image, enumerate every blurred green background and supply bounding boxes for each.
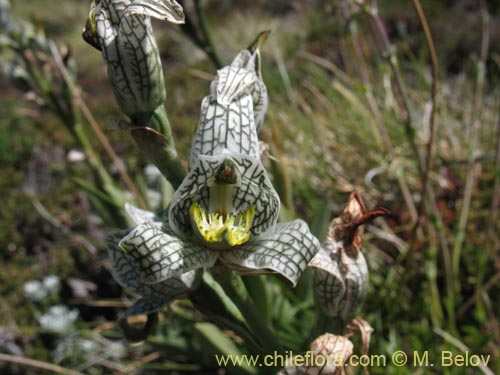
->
[1,0,499,374]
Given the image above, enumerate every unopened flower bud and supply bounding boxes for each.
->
[82,0,184,121]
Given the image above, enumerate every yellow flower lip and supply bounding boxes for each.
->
[189,203,255,249]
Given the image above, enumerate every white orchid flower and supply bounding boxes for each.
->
[114,37,320,290]
[82,0,184,119]
[309,192,388,319]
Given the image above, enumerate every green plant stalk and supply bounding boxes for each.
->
[175,0,223,68]
[193,0,223,69]
[61,109,129,224]
[213,270,285,359]
[74,178,127,226]
[72,114,123,198]
[425,258,445,326]
[412,0,439,221]
[133,105,174,146]
[267,126,294,214]
[190,272,262,354]
[206,313,263,355]
[131,105,186,189]
[190,271,246,325]
[243,275,272,325]
[71,121,131,225]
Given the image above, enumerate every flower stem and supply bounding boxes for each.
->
[131,106,186,189]
[193,0,223,68]
[213,270,284,357]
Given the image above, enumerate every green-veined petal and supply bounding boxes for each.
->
[221,219,320,286]
[119,223,217,283]
[213,65,257,106]
[310,247,368,319]
[209,45,268,131]
[124,202,157,225]
[106,230,200,299]
[189,95,260,164]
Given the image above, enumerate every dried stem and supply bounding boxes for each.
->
[434,328,495,375]
[412,0,439,224]
[112,352,161,375]
[0,353,85,375]
[193,0,223,68]
[457,270,500,319]
[366,0,423,174]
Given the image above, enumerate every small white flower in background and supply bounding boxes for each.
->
[42,275,61,294]
[37,305,79,333]
[67,149,86,163]
[108,341,126,358]
[54,335,124,364]
[23,280,48,302]
[54,335,94,363]
[23,275,61,302]
[76,338,98,353]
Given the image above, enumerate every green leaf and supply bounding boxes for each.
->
[211,39,269,131]
[243,275,271,324]
[130,121,186,188]
[309,197,331,239]
[194,322,257,375]
[192,271,246,324]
